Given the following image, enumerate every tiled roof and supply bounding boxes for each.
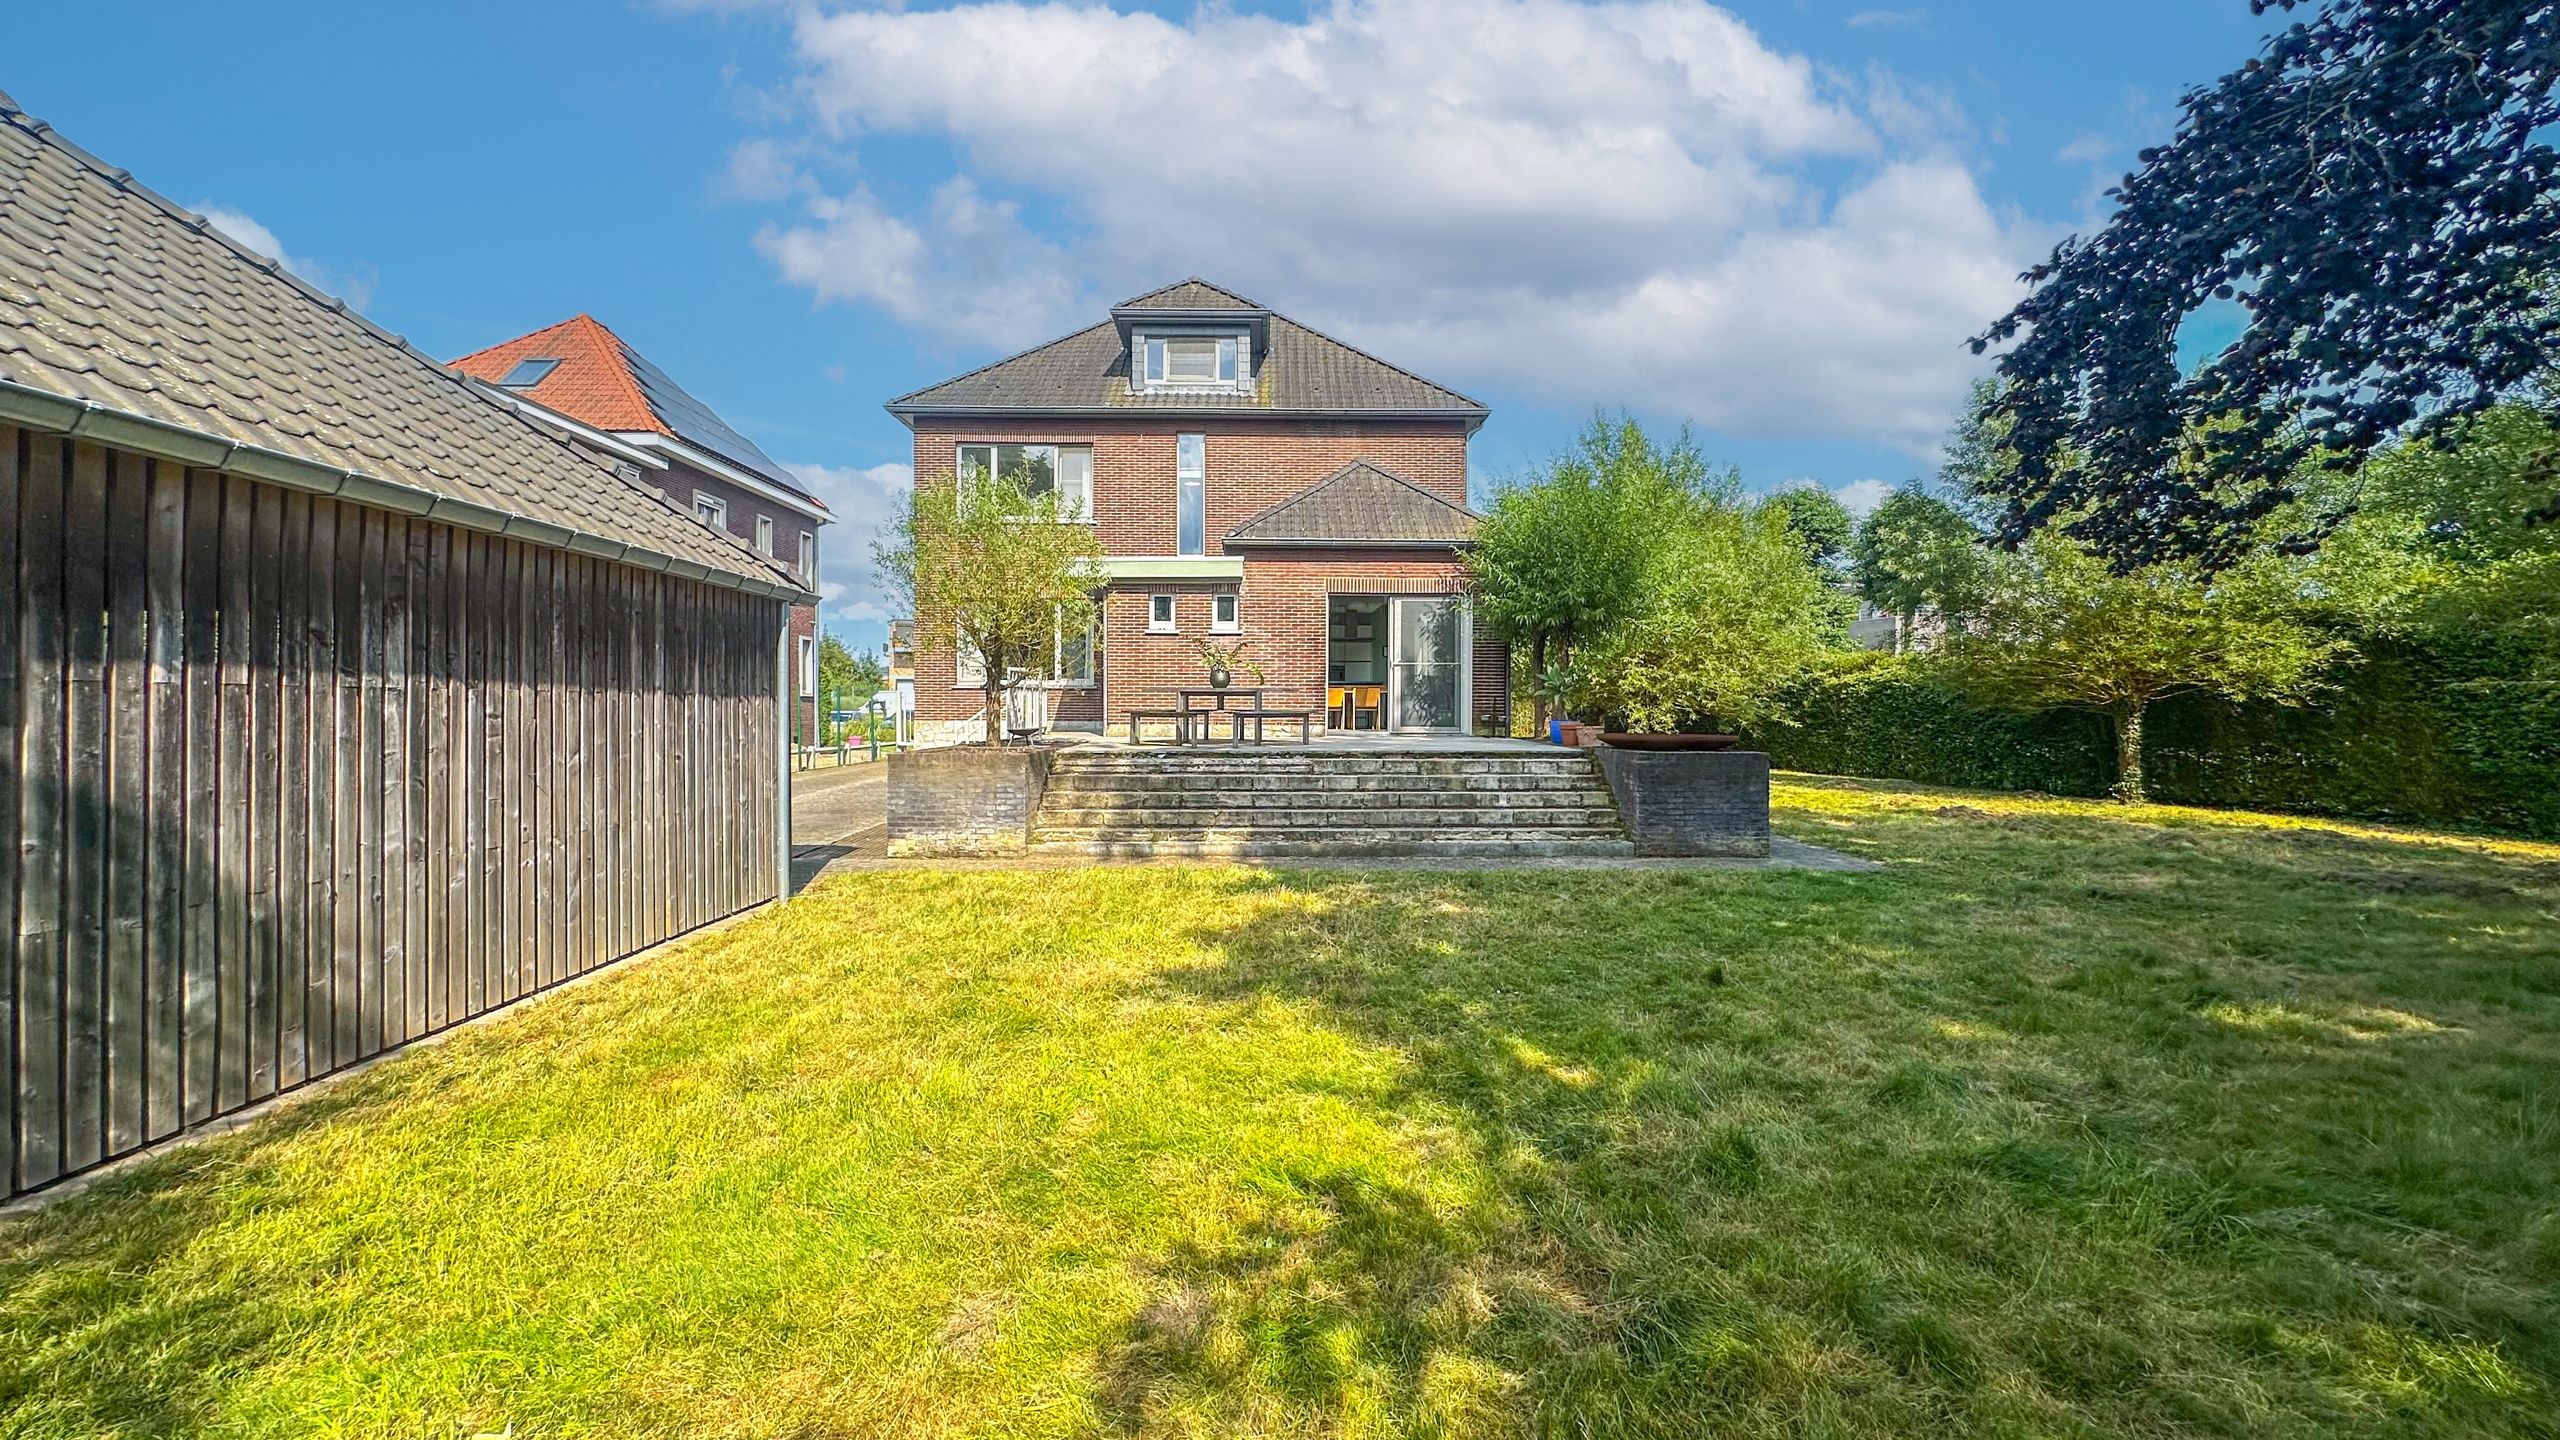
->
[886,278,1487,420]
[1118,277,1263,310]
[451,316,822,507]
[1224,459,1480,548]
[0,94,806,596]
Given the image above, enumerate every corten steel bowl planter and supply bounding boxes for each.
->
[1598,733,1740,751]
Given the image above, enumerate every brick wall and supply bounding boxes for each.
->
[909,416,1471,553]
[906,414,1505,737]
[659,456,826,740]
[1594,749,1772,857]
[886,746,1053,854]
[1098,554,1508,736]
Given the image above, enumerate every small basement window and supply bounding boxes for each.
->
[499,357,561,388]
[1149,594,1178,633]
[1212,592,1239,633]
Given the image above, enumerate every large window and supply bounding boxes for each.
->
[1176,433,1206,557]
[958,443,1091,519]
[955,607,1099,689]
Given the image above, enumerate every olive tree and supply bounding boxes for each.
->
[877,464,1100,745]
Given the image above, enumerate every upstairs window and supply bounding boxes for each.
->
[1139,333,1244,392]
[694,492,727,528]
[800,531,816,580]
[755,515,775,554]
[1176,434,1206,557]
[958,442,1091,519]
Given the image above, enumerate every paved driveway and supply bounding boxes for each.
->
[788,763,886,893]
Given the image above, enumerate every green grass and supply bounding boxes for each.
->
[5,776,2557,1438]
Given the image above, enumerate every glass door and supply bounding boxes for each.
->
[1387,596,1467,733]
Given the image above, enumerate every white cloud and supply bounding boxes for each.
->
[786,459,913,625]
[197,204,377,310]
[740,0,2044,454]
[1832,478,1895,516]
[1776,475,1895,518]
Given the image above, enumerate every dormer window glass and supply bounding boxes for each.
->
[1138,332,1245,393]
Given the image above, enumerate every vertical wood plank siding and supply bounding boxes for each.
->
[2,428,787,1197]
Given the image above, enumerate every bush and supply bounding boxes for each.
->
[1747,648,2560,837]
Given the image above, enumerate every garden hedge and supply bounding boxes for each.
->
[1745,645,2560,838]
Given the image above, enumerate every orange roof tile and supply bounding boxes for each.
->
[450,313,661,433]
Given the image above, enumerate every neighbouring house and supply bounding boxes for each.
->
[0,91,811,1198]
[1850,601,1950,654]
[886,619,917,739]
[450,316,832,745]
[887,279,1508,745]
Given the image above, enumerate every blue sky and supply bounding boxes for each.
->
[10,1,2275,657]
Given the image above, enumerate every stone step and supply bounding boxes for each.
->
[1030,834,1638,860]
[1036,805,1625,830]
[1041,784,1615,808]
[1054,755,1593,777]
[1044,773,1609,796]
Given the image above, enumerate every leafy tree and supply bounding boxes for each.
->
[877,464,1100,744]
[815,634,889,741]
[1850,488,1988,651]
[1567,482,1842,733]
[2300,402,2560,669]
[1973,0,2560,569]
[1943,532,2349,801]
[1469,415,1702,728]
[1756,486,1856,567]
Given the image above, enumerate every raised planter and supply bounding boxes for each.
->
[1593,746,1771,856]
[1596,732,1739,751]
[887,744,1055,856]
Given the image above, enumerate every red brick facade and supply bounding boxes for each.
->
[908,417,1510,739]
[661,455,825,741]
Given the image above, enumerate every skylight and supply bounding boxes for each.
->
[499,357,561,388]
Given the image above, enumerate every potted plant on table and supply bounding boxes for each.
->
[1196,637,1266,691]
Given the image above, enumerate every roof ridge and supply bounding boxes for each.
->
[1268,312,1486,414]
[580,315,674,439]
[882,316,1121,409]
[1226,457,1475,540]
[445,312,592,371]
[1116,275,1266,310]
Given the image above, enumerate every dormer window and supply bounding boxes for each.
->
[1138,332,1245,393]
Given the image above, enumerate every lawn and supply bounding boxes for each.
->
[4,778,2556,1438]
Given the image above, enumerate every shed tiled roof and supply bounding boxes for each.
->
[451,315,823,508]
[0,94,805,595]
[887,278,1487,420]
[1224,459,1480,548]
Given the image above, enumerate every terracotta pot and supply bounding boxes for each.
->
[1598,732,1739,751]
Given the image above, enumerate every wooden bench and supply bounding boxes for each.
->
[1224,709,1315,745]
[1125,709,1197,744]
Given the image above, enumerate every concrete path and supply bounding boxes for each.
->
[788,763,887,893]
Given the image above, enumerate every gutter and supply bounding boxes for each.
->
[0,378,819,605]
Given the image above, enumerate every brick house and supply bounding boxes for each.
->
[888,279,1509,745]
[451,316,832,742]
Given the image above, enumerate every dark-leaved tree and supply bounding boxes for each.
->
[1974,0,2560,570]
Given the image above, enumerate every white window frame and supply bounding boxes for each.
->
[1211,591,1239,634]
[957,442,1092,519]
[798,635,817,698]
[694,492,727,528]
[955,608,1097,690]
[1137,331,1247,394]
[1148,593,1179,634]
[755,515,774,554]
[800,531,815,581]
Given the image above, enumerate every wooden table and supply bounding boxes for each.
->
[1177,687,1265,743]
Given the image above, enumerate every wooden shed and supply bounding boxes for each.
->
[0,94,811,1198]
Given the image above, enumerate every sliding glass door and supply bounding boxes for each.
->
[1387,596,1468,733]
